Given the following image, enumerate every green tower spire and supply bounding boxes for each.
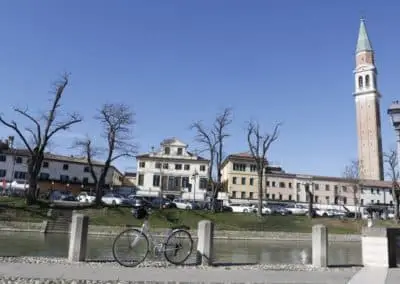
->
[356,18,373,53]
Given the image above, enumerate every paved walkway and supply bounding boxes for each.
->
[0,262,400,283]
[0,262,357,283]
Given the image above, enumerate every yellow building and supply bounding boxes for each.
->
[221,152,393,206]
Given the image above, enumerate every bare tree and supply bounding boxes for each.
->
[247,121,281,217]
[0,74,82,204]
[342,159,363,219]
[191,108,232,211]
[384,149,400,223]
[76,103,136,205]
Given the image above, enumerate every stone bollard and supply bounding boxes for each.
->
[312,224,328,267]
[68,213,89,262]
[196,220,214,266]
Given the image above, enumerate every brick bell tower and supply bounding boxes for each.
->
[353,18,384,180]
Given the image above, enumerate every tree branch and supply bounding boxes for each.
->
[0,117,33,153]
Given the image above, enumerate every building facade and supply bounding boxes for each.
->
[221,152,395,208]
[0,146,123,193]
[354,19,384,180]
[135,138,209,200]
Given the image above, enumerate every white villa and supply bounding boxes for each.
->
[135,138,209,200]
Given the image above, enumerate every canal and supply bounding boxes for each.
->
[0,232,361,265]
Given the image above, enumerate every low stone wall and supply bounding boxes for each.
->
[0,221,361,242]
[0,221,43,232]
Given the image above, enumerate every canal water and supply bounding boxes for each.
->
[0,232,361,265]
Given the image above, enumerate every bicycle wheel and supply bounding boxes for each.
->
[164,229,193,265]
[112,228,149,267]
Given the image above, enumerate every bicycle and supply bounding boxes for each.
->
[112,207,194,267]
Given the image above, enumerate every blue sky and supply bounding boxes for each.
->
[0,0,399,177]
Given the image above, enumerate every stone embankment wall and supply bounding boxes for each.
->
[0,221,361,242]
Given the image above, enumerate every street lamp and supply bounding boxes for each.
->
[191,170,199,203]
[388,101,400,164]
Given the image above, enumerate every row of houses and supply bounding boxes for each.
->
[0,135,395,207]
[134,138,396,207]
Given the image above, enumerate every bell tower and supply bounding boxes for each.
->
[353,18,384,180]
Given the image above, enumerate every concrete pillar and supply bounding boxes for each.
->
[196,220,214,266]
[312,224,328,267]
[68,213,89,262]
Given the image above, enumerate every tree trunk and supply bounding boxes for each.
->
[394,193,400,224]
[26,176,37,205]
[257,172,263,217]
[307,191,313,219]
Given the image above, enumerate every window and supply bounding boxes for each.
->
[334,185,338,191]
[0,155,6,162]
[232,191,236,198]
[249,178,254,186]
[14,171,26,179]
[365,75,370,87]
[376,189,380,194]
[177,148,183,155]
[272,181,276,187]
[376,200,380,204]
[342,186,347,192]
[288,182,292,188]
[184,164,190,171]
[288,194,292,201]
[60,175,69,182]
[164,147,170,155]
[241,177,246,185]
[63,164,69,170]
[314,184,319,190]
[39,173,50,180]
[232,177,237,184]
[139,162,145,168]
[175,164,182,170]
[138,174,144,186]
[326,196,329,204]
[233,163,246,171]
[83,177,89,184]
[325,184,330,191]
[266,181,270,186]
[279,194,282,200]
[155,162,161,169]
[249,192,254,199]
[358,76,363,88]
[15,157,22,164]
[296,183,300,189]
[182,177,189,188]
[371,188,374,194]
[0,169,6,177]
[241,191,245,198]
[200,165,206,172]
[361,199,364,205]
[163,163,169,169]
[42,161,49,168]
[153,175,160,187]
[279,182,285,188]
[266,193,270,199]
[83,166,89,172]
[271,194,275,200]
[199,178,207,189]
[343,197,347,205]
[314,195,319,203]
[250,165,257,172]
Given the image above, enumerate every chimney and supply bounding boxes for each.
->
[8,136,14,149]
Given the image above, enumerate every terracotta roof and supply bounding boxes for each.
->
[0,148,122,174]
[124,172,137,177]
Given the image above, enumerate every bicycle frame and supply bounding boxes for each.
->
[139,219,172,252]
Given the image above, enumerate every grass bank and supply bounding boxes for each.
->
[82,207,367,234]
[1,197,399,234]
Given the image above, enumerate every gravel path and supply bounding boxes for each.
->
[0,256,361,272]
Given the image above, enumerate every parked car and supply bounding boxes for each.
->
[315,208,336,217]
[101,193,128,206]
[60,195,78,202]
[50,190,74,202]
[173,198,194,210]
[286,204,308,215]
[268,204,290,215]
[228,203,256,213]
[150,198,176,209]
[76,192,96,203]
